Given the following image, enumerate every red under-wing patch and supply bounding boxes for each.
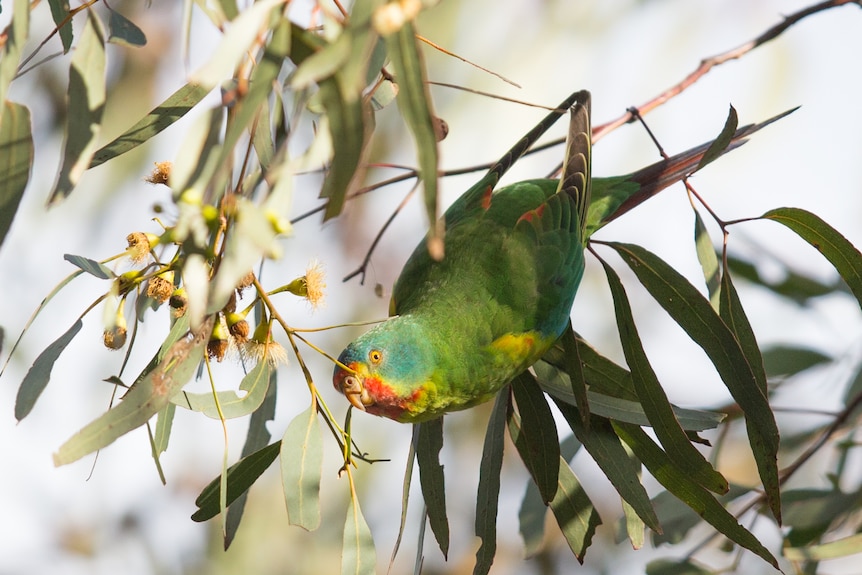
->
[481,186,493,210]
[518,203,546,224]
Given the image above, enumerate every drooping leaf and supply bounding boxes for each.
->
[510,371,560,503]
[762,207,862,308]
[63,254,115,279]
[225,375,277,549]
[152,402,176,455]
[389,425,418,571]
[189,0,284,89]
[54,316,214,466]
[0,102,33,251]
[760,345,831,378]
[473,390,508,575]
[173,357,272,419]
[696,104,738,171]
[646,558,713,575]
[15,319,83,421]
[560,323,590,424]
[600,255,728,495]
[90,82,211,168]
[649,484,750,546]
[49,11,106,204]
[613,421,778,569]
[718,259,781,521]
[46,0,73,53]
[724,252,841,303]
[784,533,862,562]
[192,441,281,522]
[281,405,323,531]
[341,495,377,575]
[693,211,721,310]
[518,468,547,558]
[0,0,29,111]
[608,242,779,519]
[555,401,661,534]
[383,19,441,255]
[415,418,448,559]
[107,8,147,47]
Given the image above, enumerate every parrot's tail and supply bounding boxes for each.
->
[603,106,798,225]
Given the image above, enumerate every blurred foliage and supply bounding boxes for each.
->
[4,1,862,574]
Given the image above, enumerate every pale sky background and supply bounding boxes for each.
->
[2,1,862,574]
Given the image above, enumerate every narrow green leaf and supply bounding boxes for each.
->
[415,418,448,559]
[649,484,750,546]
[173,357,272,419]
[192,441,281,522]
[560,323,590,424]
[549,454,601,562]
[646,558,712,575]
[49,11,106,204]
[555,402,661,534]
[510,371,560,503]
[473,391,508,575]
[0,102,33,251]
[90,82,211,168]
[15,319,83,421]
[0,0,29,109]
[600,256,728,495]
[63,253,115,279]
[518,471,547,558]
[608,242,779,517]
[718,260,781,521]
[696,104,738,170]
[190,0,283,89]
[291,32,352,90]
[46,0,73,53]
[153,402,176,455]
[54,316,214,466]
[761,345,831,378]
[317,77,373,220]
[613,422,778,569]
[785,532,862,562]
[281,406,323,531]
[693,211,721,310]
[107,8,147,47]
[724,252,840,303]
[341,495,377,575]
[225,376,277,549]
[383,20,441,254]
[762,207,862,308]
[389,425,418,570]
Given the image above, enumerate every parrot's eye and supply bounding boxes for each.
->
[369,349,383,364]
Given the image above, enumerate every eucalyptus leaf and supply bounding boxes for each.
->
[0,0,29,110]
[0,102,33,251]
[613,422,778,568]
[47,0,73,53]
[600,256,727,495]
[608,242,779,519]
[341,496,377,575]
[54,316,214,466]
[173,358,272,419]
[511,371,560,503]
[90,82,211,168]
[763,207,862,308]
[63,254,115,279]
[107,8,147,47]
[192,441,281,522]
[49,11,106,204]
[15,319,83,421]
[415,418,448,559]
[473,391,508,575]
[281,406,323,531]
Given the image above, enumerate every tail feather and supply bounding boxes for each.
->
[557,91,592,240]
[604,106,798,225]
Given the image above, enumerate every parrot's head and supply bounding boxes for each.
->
[333,317,436,422]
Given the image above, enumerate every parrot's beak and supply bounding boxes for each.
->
[336,369,373,411]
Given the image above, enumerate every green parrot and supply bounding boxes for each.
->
[333,91,781,423]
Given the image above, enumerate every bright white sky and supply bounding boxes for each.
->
[2,1,862,574]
